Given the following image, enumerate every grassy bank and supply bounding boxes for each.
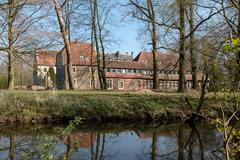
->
[0,90,238,124]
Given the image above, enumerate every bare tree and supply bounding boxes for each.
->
[90,0,114,90]
[91,0,104,89]
[128,0,159,89]
[177,0,187,92]
[0,0,47,90]
[188,0,199,90]
[53,0,75,90]
[7,0,15,90]
[222,0,240,91]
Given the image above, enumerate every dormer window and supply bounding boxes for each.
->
[72,67,76,73]
[144,60,147,64]
[80,56,84,60]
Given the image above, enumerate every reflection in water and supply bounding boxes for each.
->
[0,123,224,160]
[178,128,184,160]
[10,136,15,160]
[151,129,157,160]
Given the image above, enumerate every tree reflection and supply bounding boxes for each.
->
[9,135,15,160]
[0,123,223,160]
[66,135,73,160]
[93,133,106,160]
[149,123,217,160]
[151,128,157,160]
[178,127,184,160]
[187,124,205,160]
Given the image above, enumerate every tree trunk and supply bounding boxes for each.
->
[92,0,104,90]
[90,28,96,90]
[96,0,107,90]
[7,0,15,90]
[65,0,71,42]
[233,0,240,91]
[178,0,186,93]
[147,0,159,89]
[90,0,96,90]
[189,0,198,90]
[53,0,75,90]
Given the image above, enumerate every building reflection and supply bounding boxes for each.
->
[0,124,224,160]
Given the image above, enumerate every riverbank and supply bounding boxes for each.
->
[0,90,238,124]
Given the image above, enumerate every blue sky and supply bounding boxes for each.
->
[111,21,141,56]
[101,0,147,56]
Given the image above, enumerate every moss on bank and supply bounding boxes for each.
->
[0,90,238,124]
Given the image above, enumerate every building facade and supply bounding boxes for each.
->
[35,40,202,90]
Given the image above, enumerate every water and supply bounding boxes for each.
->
[0,123,224,160]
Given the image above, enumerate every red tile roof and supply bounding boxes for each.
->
[106,73,203,81]
[59,41,97,66]
[106,73,151,79]
[64,132,96,149]
[106,61,152,70]
[134,51,180,70]
[36,50,58,66]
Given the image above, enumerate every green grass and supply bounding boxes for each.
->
[0,90,238,124]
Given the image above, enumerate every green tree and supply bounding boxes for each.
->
[0,74,7,89]
[48,67,56,87]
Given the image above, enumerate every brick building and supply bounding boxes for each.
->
[34,40,203,90]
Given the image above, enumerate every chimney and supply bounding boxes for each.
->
[75,38,80,43]
[116,51,119,61]
[131,52,134,57]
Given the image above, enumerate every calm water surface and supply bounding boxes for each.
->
[0,123,223,160]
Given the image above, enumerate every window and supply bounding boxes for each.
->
[44,67,48,72]
[107,79,113,89]
[73,78,77,87]
[147,70,151,75]
[173,81,178,89]
[118,81,124,89]
[159,81,164,89]
[118,69,122,73]
[90,80,95,87]
[150,80,153,89]
[137,81,141,88]
[72,67,76,73]
[147,80,153,89]
[80,56,84,60]
[107,68,111,72]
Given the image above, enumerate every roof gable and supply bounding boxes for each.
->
[60,41,97,65]
[36,50,58,66]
